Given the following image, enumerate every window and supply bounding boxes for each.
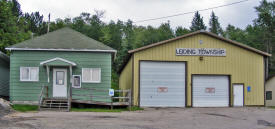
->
[82,68,101,83]
[72,75,81,88]
[266,91,272,100]
[56,71,65,85]
[20,67,39,81]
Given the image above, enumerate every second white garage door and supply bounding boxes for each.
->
[193,75,229,107]
[140,61,186,107]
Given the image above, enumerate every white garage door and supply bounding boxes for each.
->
[140,61,186,107]
[193,75,229,107]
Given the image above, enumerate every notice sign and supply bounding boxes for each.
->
[176,48,226,56]
[205,88,215,93]
[109,89,114,96]
[157,87,168,93]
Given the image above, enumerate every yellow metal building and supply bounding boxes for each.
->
[119,30,271,107]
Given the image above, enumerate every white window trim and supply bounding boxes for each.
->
[20,67,39,82]
[72,75,81,88]
[82,68,101,83]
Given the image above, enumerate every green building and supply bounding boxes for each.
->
[6,28,116,107]
[0,51,10,98]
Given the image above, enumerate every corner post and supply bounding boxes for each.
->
[128,89,132,111]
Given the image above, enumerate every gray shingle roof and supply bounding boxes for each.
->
[6,27,116,52]
[0,51,9,63]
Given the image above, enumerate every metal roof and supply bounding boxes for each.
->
[128,30,271,57]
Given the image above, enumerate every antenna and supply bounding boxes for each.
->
[47,13,50,33]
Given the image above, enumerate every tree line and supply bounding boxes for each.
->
[1,0,275,88]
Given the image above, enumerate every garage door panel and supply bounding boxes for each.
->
[140,61,185,107]
[193,75,229,107]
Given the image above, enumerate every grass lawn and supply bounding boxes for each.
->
[268,106,275,109]
[11,104,38,112]
[11,104,143,113]
[71,106,143,112]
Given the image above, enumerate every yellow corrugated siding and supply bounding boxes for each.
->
[119,57,133,95]
[132,34,264,106]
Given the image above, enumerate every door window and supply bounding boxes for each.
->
[56,71,65,85]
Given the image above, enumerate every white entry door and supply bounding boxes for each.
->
[233,84,244,107]
[53,68,67,97]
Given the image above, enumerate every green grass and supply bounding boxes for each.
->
[11,104,144,113]
[71,106,143,112]
[11,104,38,112]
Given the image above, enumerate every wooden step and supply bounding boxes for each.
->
[40,105,68,108]
[39,98,70,112]
[44,100,68,102]
[43,102,68,104]
[40,108,68,112]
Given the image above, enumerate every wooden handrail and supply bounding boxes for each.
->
[67,85,72,111]
[38,85,46,110]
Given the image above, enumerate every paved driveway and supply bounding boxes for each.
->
[1,107,275,129]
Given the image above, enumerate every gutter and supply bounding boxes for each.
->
[5,48,117,53]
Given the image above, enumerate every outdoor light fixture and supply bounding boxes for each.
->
[199,56,203,61]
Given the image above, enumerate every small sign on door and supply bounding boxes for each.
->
[205,88,215,93]
[157,87,168,93]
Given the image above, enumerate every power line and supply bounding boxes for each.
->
[133,0,251,23]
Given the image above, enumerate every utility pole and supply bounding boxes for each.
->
[47,13,50,33]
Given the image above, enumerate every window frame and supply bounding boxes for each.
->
[56,71,65,85]
[20,67,39,82]
[72,75,82,88]
[81,68,101,83]
[266,91,272,100]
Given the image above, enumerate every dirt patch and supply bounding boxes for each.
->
[2,107,275,129]
[0,117,35,129]
[0,105,13,117]
[0,98,13,117]
[94,116,117,119]
[204,113,233,119]
[257,120,275,127]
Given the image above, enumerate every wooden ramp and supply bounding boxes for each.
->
[38,85,132,111]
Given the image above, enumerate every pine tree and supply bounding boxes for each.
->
[209,11,223,35]
[175,26,190,37]
[190,11,206,31]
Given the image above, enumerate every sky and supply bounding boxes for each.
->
[18,0,266,30]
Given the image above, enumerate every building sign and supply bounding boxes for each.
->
[157,87,168,93]
[205,88,215,93]
[176,48,226,56]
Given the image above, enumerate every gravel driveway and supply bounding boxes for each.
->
[1,107,275,129]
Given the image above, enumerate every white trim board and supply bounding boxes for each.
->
[5,48,117,53]
[40,57,77,66]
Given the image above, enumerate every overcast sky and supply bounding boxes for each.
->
[18,0,267,30]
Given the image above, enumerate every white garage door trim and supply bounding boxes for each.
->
[192,75,230,107]
[139,61,186,107]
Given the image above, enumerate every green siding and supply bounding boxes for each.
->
[0,60,9,96]
[10,51,112,102]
